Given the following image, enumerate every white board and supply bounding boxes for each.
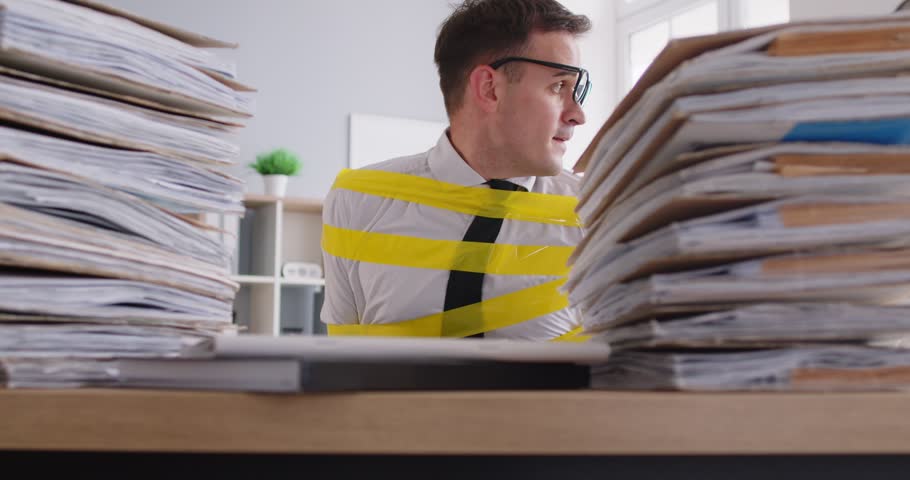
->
[348,113,447,169]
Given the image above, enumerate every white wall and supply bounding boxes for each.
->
[790,0,903,19]
[104,0,453,198]
[560,0,616,169]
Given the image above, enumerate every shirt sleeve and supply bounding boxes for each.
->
[319,187,359,326]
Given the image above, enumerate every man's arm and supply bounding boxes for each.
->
[320,187,359,326]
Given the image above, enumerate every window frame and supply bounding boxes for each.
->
[615,0,787,100]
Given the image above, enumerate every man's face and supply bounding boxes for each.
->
[495,31,587,176]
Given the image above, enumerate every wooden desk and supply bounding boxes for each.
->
[3,389,910,478]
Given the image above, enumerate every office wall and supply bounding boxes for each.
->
[560,0,616,170]
[104,0,453,198]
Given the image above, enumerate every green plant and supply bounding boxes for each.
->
[249,148,302,176]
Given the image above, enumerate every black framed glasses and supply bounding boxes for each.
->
[489,56,591,106]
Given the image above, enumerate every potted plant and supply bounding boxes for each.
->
[249,148,301,197]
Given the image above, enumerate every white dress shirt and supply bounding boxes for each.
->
[321,132,583,340]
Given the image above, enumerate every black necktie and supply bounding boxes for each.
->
[443,179,527,338]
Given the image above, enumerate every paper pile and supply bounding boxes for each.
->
[571,11,910,391]
[0,0,251,388]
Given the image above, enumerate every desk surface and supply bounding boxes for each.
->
[2,388,909,455]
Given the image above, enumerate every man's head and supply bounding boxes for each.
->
[434,0,591,178]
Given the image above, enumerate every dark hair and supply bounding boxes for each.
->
[434,0,591,116]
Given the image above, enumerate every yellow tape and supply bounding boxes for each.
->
[332,168,582,227]
[327,278,569,337]
[322,224,572,276]
[551,326,591,343]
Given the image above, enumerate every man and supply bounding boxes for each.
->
[321,0,591,340]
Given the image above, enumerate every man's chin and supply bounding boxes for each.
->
[533,159,564,177]
[512,154,563,177]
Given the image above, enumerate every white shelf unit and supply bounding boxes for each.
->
[212,194,325,335]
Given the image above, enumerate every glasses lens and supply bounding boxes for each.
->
[575,70,590,105]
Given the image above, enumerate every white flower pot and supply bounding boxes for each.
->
[263,174,288,197]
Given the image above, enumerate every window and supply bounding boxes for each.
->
[618,0,789,95]
[738,0,789,28]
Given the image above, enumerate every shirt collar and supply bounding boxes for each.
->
[428,130,537,191]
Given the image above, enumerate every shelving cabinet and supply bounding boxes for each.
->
[209,194,325,335]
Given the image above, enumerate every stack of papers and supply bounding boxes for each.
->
[0,335,612,391]
[0,124,243,214]
[570,12,910,391]
[591,346,910,391]
[0,0,251,388]
[0,0,255,116]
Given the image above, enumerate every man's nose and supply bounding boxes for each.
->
[564,99,586,126]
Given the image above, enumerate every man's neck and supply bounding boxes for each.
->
[448,125,515,181]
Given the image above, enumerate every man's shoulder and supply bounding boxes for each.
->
[324,152,431,225]
[359,152,431,177]
[536,169,582,196]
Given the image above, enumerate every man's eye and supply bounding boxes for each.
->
[552,81,565,93]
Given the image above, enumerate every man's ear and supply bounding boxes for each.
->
[467,65,499,113]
